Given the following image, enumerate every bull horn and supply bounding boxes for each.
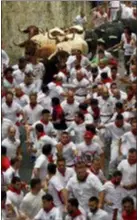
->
[47,31,57,40]
[66,32,75,41]
[39,28,45,34]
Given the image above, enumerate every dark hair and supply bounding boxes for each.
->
[86,124,96,134]
[11,176,21,184]
[116,114,124,121]
[42,144,52,156]
[6,91,14,97]
[4,67,13,75]
[1,190,6,201]
[41,85,49,94]
[113,170,122,177]
[124,27,132,35]
[79,103,88,110]
[42,109,50,115]
[68,198,79,208]
[122,196,134,206]
[47,163,56,175]
[29,92,37,98]
[101,72,108,79]
[75,112,84,121]
[115,102,123,109]
[1,146,7,156]
[10,157,20,166]
[90,98,98,106]
[61,131,69,136]
[57,157,66,164]
[52,97,60,105]
[91,67,98,74]
[89,196,99,203]
[35,123,44,133]
[110,82,117,88]
[42,193,53,201]
[19,57,26,63]
[128,148,137,154]
[30,178,41,189]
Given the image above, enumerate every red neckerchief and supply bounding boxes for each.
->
[58,168,66,177]
[53,81,62,86]
[70,209,82,218]
[102,78,112,84]
[122,210,137,220]
[6,101,12,107]
[127,93,134,101]
[40,119,48,125]
[60,68,68,76]
[133,10,137,17]
[83,110,88,114]
[5,75,13,84]
[111,177,118,186]
[132,129,137,136]
[47,155,54,163]
[128,159,137,165]
[15,92,24,98]
[90,166,99,175]
[115,121,122,128]
[30,103,37,109]
[37,132,46,140]
[44,203,55,213]
[8,186,21,195]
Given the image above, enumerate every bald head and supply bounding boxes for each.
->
[8,126,16,138]
[67,90,75,104]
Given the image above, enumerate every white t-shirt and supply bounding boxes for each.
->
[13,69,25,85]
[37,91,52,111]
[48,175,64,208]
[73,78,89,96]
[34,207,62,220]
[118,159,136,197]
[2,137,20,159]
[61,100,79,121]
[23,104,43,125]
[6,190,24,209]
[20,82,36,96]
[74,15,87,27]
[56,167,75,187]
[32,154,49,181]
[121,33,136,56]
[2,118,14,140]
[4,166,20,185]
[14,94,29,108]
[66,122,86,144]
[20,190,45,219]
[77,141,103,165]
[87,208,109,220]
[66,173,104,211]
[121,131,136,156]
[2,101,22,124]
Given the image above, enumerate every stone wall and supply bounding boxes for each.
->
[2,1,92,63]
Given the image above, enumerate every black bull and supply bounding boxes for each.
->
[85,19,137,55]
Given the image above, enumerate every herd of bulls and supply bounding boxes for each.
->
[13,18,137,84]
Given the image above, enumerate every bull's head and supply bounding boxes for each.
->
[13,39,38,56]
[18,25,39,39]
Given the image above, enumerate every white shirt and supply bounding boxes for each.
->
[105,122,131,141]
[2,49,10,67]
[20,189,45,219]
[73,78,89,96]
[2,137,20,159]
[34,207,62,220]
[121,131,136,156]
[66,55,90,71]
[65,212,86,220]
[20,82,36,96]
[69,67,89,83]
[56,142,76,166]
[61,100,79,121]
[32,120,55,137]
[56,167,75,187]
[13,69,25,85]
[31,62,45,80]
[98,96,114,117]
[37,91,52,111]
[87,209,109,220]
[32,154,49,181]
[110,111,132,122]
[103,181,124,213]
[2,101,22,124]
[121,33,136,56]
[66,173,104,211]
[48,175,64,208]
[14,94,29,107]
[118,159,136,197]
[110,1,120,8]
[77,141,103,165]
[4,166,20,185]
[66,121,86,144]
[48,82,64,100]
[6,190,24,209]
[23,104,43,125]
[2,118,14,140]
[74,15,87,27]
